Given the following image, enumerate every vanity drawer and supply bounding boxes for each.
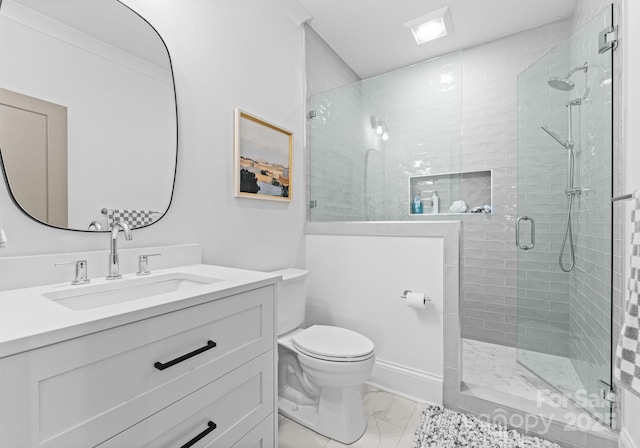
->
[0,286,275,448]
[97,352,274,448]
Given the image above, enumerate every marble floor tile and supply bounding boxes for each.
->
[463,339,542,399]
[278,415,329,448]
[395,403,423,448]
[278,386,422,448]
[518,348,585,401]
[361,385,418,429]
[324,415,405,448]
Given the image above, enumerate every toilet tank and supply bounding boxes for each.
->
[271,268,309,336]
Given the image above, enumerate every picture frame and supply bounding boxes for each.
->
[234,108,293,202]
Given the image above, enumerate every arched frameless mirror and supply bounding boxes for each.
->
[0,0,177,231]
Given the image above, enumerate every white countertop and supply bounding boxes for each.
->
[0,264,281,359]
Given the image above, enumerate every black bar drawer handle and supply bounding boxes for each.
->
[154,340,217,371]
[180,421,217,448]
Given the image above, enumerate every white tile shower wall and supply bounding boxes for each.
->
[571,0,622,335]
[360,53,463,220]
[308,54,463,221]
[516,36,574,357]
[458,20,573,347]
[308,84,366,221]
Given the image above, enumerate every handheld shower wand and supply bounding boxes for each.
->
[541,125,573,150]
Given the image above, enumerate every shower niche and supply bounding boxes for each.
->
[408,169,492,215]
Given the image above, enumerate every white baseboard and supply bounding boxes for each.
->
[620,428,639,448]
[368,358,442,405]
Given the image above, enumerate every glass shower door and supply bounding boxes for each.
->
[516,6,613,425]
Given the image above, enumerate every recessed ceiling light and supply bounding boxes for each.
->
[404,7,453,45]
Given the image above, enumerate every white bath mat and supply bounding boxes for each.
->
[413,405,560,448]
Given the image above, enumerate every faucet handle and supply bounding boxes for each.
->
[137,253,161,276]
[55,260,90,285]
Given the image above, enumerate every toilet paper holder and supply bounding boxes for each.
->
[400,290,431,301]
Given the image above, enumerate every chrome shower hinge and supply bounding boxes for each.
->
[599,25,618,53]
[599,379,618,409]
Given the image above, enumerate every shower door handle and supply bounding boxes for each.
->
[516,216,535,250]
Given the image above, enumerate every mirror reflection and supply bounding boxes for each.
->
[0,0,177,231]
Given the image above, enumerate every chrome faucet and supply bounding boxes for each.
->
[106,222,133,280]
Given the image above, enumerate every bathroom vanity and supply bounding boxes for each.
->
[0,264,279,448]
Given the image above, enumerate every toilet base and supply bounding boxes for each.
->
[278,385,367,444]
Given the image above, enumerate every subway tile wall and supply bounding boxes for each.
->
[516,35,574,359]
[360,52,463,220]
[457,20,573,347]
[308,51,463,223]
[308,82,367,221]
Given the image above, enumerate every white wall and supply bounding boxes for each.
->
[305,232,445,402]
[0,0,307,276]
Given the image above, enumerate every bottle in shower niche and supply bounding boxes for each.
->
[412,193,423,214]
[431,191,439,214]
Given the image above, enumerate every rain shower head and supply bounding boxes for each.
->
[547,62,589,91]
[548,77,575,91]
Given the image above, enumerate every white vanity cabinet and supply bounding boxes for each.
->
[0,285,277,448]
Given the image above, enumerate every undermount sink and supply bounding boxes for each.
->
[43,272,223,311]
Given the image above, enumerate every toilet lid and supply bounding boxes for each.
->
[292,325,374,361]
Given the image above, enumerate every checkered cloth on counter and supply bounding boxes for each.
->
[615,190,640,398]
[108,209,158,230]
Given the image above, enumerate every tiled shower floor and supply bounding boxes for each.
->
[278,385,422,448]
[462,339,591,415]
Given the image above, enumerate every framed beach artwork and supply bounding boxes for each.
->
[234,109,293,202]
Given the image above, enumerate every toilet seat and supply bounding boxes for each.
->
[292,325,374,362]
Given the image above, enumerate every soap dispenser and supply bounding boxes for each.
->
[412,193,423,214]
[431,191,439,214]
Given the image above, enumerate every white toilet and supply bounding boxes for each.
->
[273,268,375,444]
